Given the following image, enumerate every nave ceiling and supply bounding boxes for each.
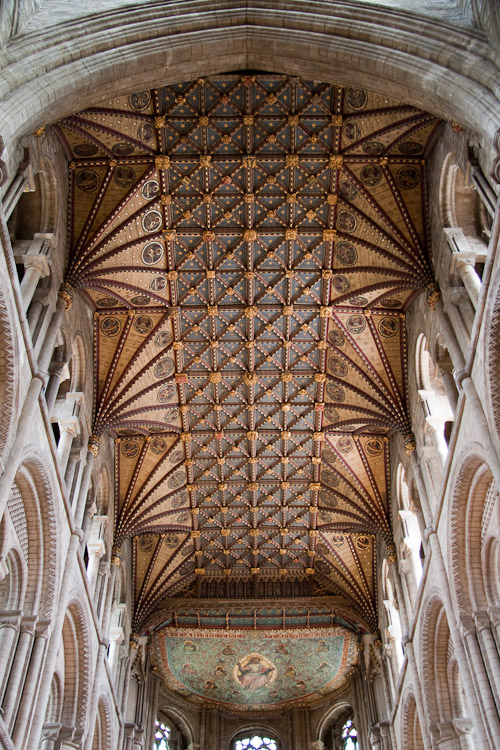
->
[54,74,441,710]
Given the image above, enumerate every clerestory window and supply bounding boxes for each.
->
[154,720,171,750]
[235,736,278,750]
[342,718,358,749]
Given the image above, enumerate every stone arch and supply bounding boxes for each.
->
[439,151,486,238]
[1,3,500,170]
[96,466,111,517]
[0,281,18,465]
[316,700,353,742]
[92,695,113,750]
[0,546,25,610]
[37,155,59,235]
[401,689,424,750]
[158,706,195,748]
[69,333,86,393]
[487,282,500,446]
[228,725,284,750]
[11,452,59,619]
[448,446,496,615]
[419,592,472,740]
[60,599,92,732]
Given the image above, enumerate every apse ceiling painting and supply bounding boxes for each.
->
[152,626,359,711]
[56,74,441,708]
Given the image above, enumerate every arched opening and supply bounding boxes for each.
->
[396,464,423,610]
[233,735,278,750]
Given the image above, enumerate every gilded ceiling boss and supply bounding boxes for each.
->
[0,3,499,749]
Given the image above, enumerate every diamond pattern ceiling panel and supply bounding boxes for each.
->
[57,75,441,637]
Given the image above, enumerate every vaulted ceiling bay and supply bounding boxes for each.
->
[55,74,441,712]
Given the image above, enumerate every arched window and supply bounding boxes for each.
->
[341,718,358,749]
[234,737,278,750]
[154,720,171,750]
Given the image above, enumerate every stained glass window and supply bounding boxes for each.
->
[154,720,171,750]
[235,736,277,750]
[342,718,358,749]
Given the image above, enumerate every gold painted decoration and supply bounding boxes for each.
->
[58,74,440,635]
[115,435,191,539]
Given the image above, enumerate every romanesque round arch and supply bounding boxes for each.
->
[60,598,93,732]
[400,689,424,750]
[9,451,60,619]
[0,1,499,177]
[448,445,497,615]
[315,700,353,741]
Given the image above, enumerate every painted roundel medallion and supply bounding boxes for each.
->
[142,241,164,265]
[112,142,134,156]
[150,436,168,454]
[100,316,121,337]
[333,275,350,294]
[137,122,155,142]
[328,330,345,347]
[134,315,154,335]
[121,440,140,458]
[328,356,348,378]
[155,331,172,347]
[114,166,136,188]
[129,90,151,111]
[336,210,357,233]
[157,383,176,403]
[142,210,163,233]
[365,438,384,456]
[154,358,175,378]
[326,382,346,402]
[339,181,358,201]
[74,142,98,157]
[362,141,385,155]
[360,164,382,187]
[142,180,160,200]
[396,166,420,189]
[345,87,367,110]
[76,169,100,192]
[343,120,361,141]
[378,317,399,338]
[346,314,366,335]
[150,275,167,292]
[335,241,357,266]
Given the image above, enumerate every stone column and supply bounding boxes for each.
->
[83,550,120,750]
[387,553,432,750]
[57,420,79,475]
[87,539,106,598]
[449,288,475,340]
[1,615,37,728]
[13,233,53,311]
[433,299,465,370]
[27,530,82,748]
[473,612,500,706]
[439,367,459,414]
[459,616,500,744]
[74,436,100,531]
[36,283,73,374]
[446,228,482,310]
[39,724,62,750]
[44,360,69,414]
[11,619,51,747]
[369,727,382,750]
[0,611,21,700]
[108,627,124,677]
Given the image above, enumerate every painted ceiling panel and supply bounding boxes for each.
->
[58,74,440,704]
[153,626,359,712]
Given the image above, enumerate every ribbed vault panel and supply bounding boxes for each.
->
[57,75,440,639]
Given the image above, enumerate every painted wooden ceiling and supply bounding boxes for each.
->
[56,75,440,703]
